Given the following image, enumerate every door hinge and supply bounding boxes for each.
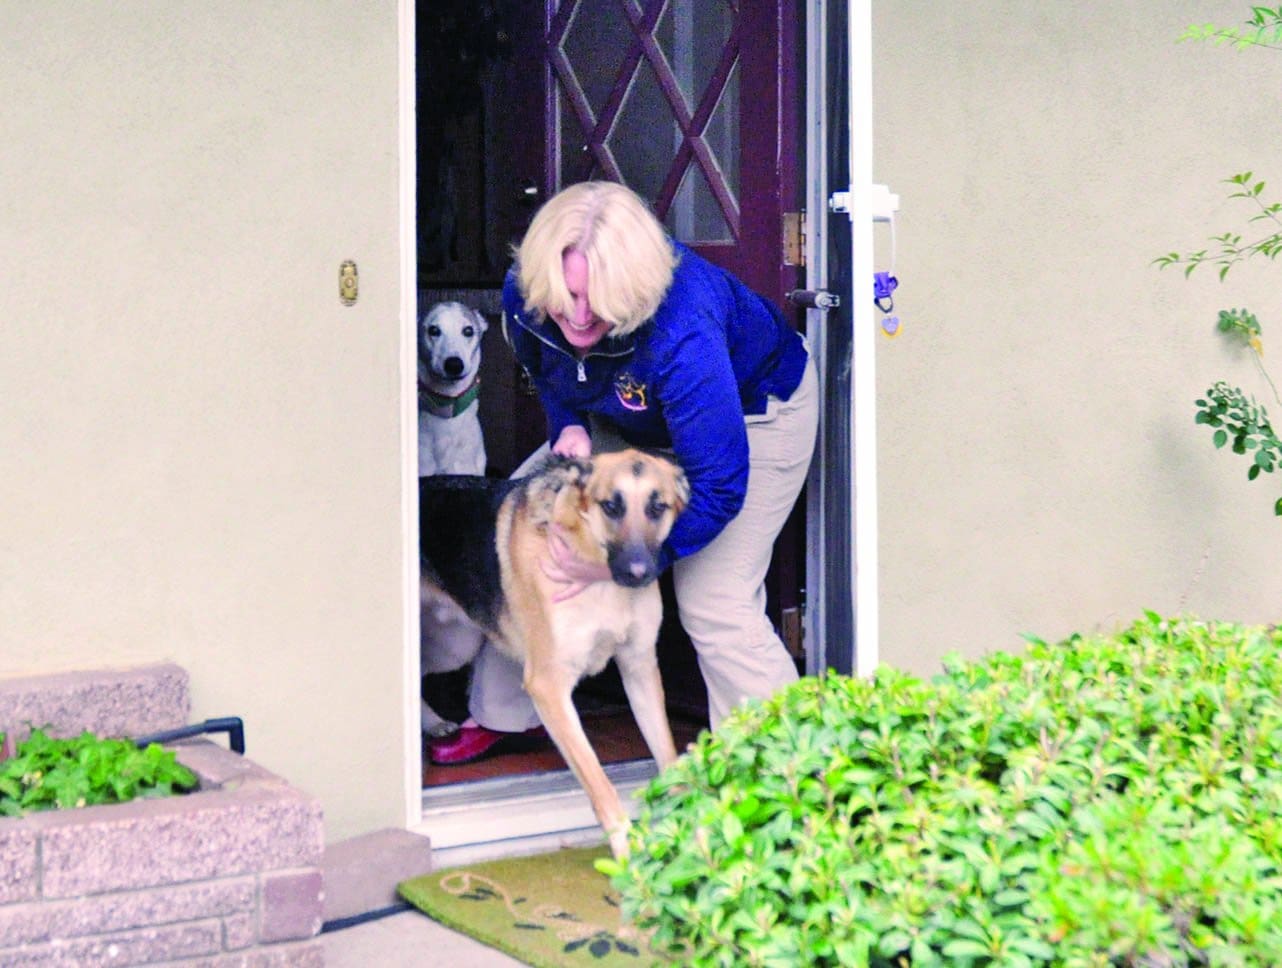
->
[782,211,805,267]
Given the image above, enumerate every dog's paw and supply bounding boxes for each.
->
[606,821,632,861]
[421,702,461,738]
[423,720,460,739]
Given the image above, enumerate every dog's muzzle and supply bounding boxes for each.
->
[607,542,660,588]
[441,356,465,379]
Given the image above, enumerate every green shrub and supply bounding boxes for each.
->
[0,728,198,815]
[604,614,1282,966]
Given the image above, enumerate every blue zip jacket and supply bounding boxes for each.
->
[502,242,808,568]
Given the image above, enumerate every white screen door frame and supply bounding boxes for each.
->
[399,0,880,856]
[802,0,880,680]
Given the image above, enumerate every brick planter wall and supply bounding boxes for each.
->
[0,666,324,966]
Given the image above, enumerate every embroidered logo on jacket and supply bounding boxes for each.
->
[613,373,649,411]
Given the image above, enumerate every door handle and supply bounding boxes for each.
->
[786,289,841,310]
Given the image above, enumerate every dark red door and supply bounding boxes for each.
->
[415,0,806,741]
[511,0,808,713]
[529,0,803,309]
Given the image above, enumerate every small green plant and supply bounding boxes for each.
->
[1196,380,1282,513]
[0,728,198,815]
[604,615,1282,966]
[1157,254,1282,514]
[1213,307,1282,404]
[1218,305,1264,349]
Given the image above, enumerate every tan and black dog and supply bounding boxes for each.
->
[419,450,689,857]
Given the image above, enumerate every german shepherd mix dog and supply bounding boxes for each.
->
[419,450,689,857]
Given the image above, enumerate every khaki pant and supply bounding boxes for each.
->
[470,354,819,731]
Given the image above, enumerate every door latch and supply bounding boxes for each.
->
[786,289,841,311]
[828,185,899,222]
[339,260,358,306]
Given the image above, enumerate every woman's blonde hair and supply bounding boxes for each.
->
[516,181,678,337]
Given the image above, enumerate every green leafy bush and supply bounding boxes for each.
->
[0,728,198,815]
[604,614,1282,966]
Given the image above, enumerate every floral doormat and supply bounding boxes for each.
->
[397,845,663,967]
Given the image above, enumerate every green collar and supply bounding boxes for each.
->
[419,376,480,419]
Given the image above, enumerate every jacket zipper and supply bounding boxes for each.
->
[508,313,634,379]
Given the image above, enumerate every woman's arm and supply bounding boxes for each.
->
[652,325,750,568]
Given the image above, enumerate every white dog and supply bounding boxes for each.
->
[418,301,489,737]
[418,301,488,476]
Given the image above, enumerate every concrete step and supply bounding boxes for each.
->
[321,827,434,925]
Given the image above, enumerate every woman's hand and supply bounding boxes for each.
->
[552,425,592,458]
[540,524,611,602]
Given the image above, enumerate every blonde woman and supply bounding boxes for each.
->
[429,181,819,765]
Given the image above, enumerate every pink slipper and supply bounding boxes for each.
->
[428,723,548,765]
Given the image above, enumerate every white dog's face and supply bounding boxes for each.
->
[418,301,488,392]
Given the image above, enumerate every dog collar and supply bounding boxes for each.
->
[419,376,480,418]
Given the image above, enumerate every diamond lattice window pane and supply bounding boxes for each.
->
[703,59,739,205]
[559,84,588,187]
[665,160,732,243]
[560,1,634,125]
[607,56,678,205]
[654,0,735,115]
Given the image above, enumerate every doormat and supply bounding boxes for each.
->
[397,845,668,967]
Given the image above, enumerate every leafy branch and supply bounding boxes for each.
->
[1153,173,1282,280]
[1155,9,1282,517]
[1188,311,1282,515]
[1180,5,1282,50]
[1218,307,1281,404]
[1195,381,1282,514]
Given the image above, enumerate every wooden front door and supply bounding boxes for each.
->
[521,0,808,711]
[416,0,808,721]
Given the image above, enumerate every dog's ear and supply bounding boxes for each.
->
[550,465,592,532]
[670,463,691,513]
[469,306,489,334]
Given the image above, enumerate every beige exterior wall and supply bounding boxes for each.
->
[872,2,1282,674]
[0,4,409,841]
[6,0,1279,845]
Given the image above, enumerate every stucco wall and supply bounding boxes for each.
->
[873,3,1282,673]
[0,3,409,841]
[7,0,1279,846]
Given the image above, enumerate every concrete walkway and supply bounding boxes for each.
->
[320,827,533,967]
[322,908,525,967]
